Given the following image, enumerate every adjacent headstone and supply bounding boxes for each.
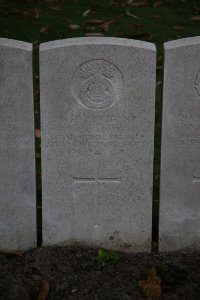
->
[40,38,156,252]
[0,39,36,251]
[160,37,200,251]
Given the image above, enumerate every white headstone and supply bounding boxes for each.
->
[160,37,200,251]
[0,38,36,251]
[40,38,156,252]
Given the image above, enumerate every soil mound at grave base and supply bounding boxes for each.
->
[0,245,200,300]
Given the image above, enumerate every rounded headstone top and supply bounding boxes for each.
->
[164,36,200,50]
[40,37,156,52]
[0,38,32,50]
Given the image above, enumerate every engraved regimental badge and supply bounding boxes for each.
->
[71,59,123,110]
[195,70,200,97]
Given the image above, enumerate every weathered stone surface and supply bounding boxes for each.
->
[0,38,36,251]
[40,38,156,252]
[160,37,200,251]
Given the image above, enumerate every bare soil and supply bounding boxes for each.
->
[0,245,200,300]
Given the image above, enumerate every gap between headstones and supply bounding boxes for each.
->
[33,45,42,247]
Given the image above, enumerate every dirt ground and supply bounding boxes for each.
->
[0,245,200,300]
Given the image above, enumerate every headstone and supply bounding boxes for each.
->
[0,39,36,251]
[160,37,200,251]
[40,38,156,252]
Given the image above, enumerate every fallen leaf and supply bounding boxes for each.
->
[153,1,162,7]
[35,128,41,138]
[190,15,200,21]
[110,0,121,7]
[125,23,143,30]
[38,280,49,300]
[48,5,61,12]
[34,89,39,97]
[33,41,40,49]
[40,26,50,34]
[153,14,161,20]
[139,267,161,299]
[125,9,140,19]
[33,7,40,19]
[85,32,104,36]
[68,24,80,29]
[0,251,25,257]
[82,19,106,32]
[21,10,32,18]
[82,9,91,17]
[173,25,185,30]
[100,14,125,32]
[83,19,106,26]
[127,0,147,7]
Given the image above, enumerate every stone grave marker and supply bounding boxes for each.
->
[40,38,156,252]
[160,37,200,251]
[0,38,36,251]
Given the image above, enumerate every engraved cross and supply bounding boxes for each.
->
[73,153,121,225]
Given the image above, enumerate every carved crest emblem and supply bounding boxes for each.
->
[71,59,123,110]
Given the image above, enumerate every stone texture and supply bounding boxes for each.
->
[0,38,36,251]
[40,37,156,252]
[160,37,200,251]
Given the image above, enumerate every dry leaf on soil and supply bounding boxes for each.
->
[190,15,200,21]
[83,19,106,26]
[127,1,147,7]
[153,1,162,8]
[33,7,40,19]
[48,5,61,12]
[0,251,25,257]
[85,32,104,37]
[82,9,91,17]
[68,24,80,30]
[35,128,41,138]
[38,280,49,300]
[125,23,143,30]
[153,14,161,20]
[125,9,140,19]
[34,89,40,97]
[40,27,50,34]
[139,267,161,299]
[100,14,125,31]
[173,25,185,30]
[33,41,40,49]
